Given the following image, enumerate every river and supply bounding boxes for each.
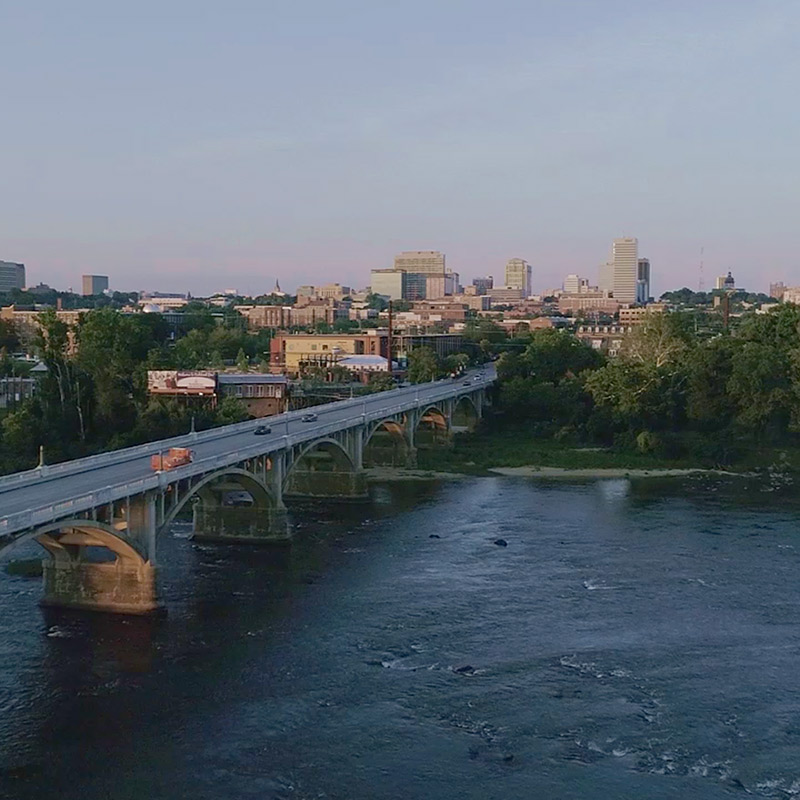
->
[1,474,799,799]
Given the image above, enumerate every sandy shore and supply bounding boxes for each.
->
[489,466,720,479]
[365,467,468,481]
[365,465,742,482]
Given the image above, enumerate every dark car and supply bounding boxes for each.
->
[301,413,318,422]
[254,425,272,435]
[462,380,471,386]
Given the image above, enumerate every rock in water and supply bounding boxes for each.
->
[494,538,508,547]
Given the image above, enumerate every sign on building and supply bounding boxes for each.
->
[147,371,217,395]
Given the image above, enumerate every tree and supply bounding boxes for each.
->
[235,348,249,372]
[407,346,440,383]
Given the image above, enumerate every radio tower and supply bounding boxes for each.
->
[698,246,705,292]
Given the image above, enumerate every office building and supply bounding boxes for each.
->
[393,251,445,274]
[0,261,25,293]
[404,272,428,301]
[370,269,406,300]
[425,272,458,299]
[599,261,613,294]
[505,258,532,296]
[607,238,638,304]
[82,274,109,296]
[770,282,787,300]
[472,276,493,294]
[636,258,651,304]
[564,274,580,293]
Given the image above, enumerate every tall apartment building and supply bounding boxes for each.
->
[636,259,651,304]
[82,274,109,296]
[0,261,25,293]
[609,238,638,304]
[393,250,445,274]
[505,258,532,296]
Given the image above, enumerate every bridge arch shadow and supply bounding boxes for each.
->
[364,418,410,467]
[452,396,479,433]
[415,405,450,449]
[285,438,367,500]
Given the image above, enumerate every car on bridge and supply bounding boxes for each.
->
[254,425,272,435]
[301,412,318,422]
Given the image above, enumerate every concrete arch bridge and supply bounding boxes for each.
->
[0,370,493,614]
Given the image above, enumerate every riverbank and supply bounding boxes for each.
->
[365,465,741,482]
[488,465,739,479]
[414,423,799,476]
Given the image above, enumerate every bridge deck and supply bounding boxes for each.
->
[0,368,495,544]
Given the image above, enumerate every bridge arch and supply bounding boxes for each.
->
[160,467,277,534]
[415,404,450,448]
[364,417,409,467]
[284,437,367,499]
[452,395,479,433]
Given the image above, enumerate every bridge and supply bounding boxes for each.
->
[0,368,494,614]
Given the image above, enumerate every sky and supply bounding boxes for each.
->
[1,0,799,297]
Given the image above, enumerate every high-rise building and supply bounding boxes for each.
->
[426,272,458,299]
[82,274,109,296]
[563,274,581,293]
[370,269,406,300]
[505,258,532,296]
[599,262,613,294]
[0,261,25,293]
[770,282,787,300]
[472,276,493,295]
[610,238,638,304]
[636,259,651,304]
[404,272,428,301]
[393,251,445,274]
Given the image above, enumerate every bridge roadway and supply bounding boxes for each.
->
[0,366,495,538]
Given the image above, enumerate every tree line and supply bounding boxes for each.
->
[492,305,800,464]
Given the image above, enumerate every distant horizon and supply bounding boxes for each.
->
[8,240,777,300]
[3,1,799,298]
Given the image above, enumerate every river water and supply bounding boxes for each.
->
[1,474,800,799]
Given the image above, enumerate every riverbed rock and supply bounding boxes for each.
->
[494,538,508,547]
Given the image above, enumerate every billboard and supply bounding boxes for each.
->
[147,370,217,395]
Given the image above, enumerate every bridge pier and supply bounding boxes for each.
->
[192,504,291,544]
[41,557,159,615]
[36,522,159,615]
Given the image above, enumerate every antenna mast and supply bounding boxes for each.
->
[698,246,705,292]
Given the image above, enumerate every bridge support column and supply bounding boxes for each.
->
[285,470,369,501]
[41,558,158,615]
[37,525,159,615]
[192,504,291,545]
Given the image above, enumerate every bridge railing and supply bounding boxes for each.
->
[0,385,426,495]
[0,374,495,541]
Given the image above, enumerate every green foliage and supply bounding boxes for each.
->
[407,346,441,383]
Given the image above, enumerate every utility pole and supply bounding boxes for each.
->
[387,300,393,375]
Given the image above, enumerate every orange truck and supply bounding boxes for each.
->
[150,447,194,471]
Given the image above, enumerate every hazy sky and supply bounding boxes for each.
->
[2,0,799,296]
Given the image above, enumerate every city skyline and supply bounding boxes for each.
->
[3,1,800,295]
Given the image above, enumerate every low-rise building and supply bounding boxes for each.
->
[574,324,632,357]
[216,374,289,417]
[488,287,524,306]
[147,370,289,417]
[270,331,389,376]
[558,293,620,314]
[618,303,666,324]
